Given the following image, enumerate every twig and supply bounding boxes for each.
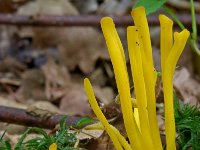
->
[0,14,199,27]
[0,106,90,129]
[0,78,21,86]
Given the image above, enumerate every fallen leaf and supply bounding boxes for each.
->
[16,0,109,74]
[76,128,104,140]
[42,59,71,100]
[16,69,46,102]
[70,0,98,14]
[97,0,131,15]
[27,101,62,114]
[174,68,200,105]
[59,85,92,116]
[86,132,115,150]
[0,57,26,75]
[0,96,26,108]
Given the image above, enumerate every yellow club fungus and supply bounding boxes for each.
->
[160,14,190,150]
[85,123,132,150]
[100,17,144,150]
[84,6,189,150]
[127,26,154,149]
[84,78,123,150]
[131,7,162,150]
[49,143,57,150]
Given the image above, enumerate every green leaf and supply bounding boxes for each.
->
[75,117,94,128]
[133,0,167,15]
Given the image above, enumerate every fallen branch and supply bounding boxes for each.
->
[0,14,198,27]
[0,106,89,129]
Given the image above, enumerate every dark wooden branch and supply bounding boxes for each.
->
[0,14,198,27]
[0,106,90,129]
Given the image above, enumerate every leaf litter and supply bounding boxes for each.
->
[0,0,199,149]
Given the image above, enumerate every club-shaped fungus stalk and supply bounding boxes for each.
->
[49,143,57,150]
[127,26,154,150]
[84,6,189,150]
[160,15,190,150]
[131,7,163,150]
[84,78,124,150]
[100,17,144,150]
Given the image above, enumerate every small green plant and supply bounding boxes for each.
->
[16,118,78,150]
[0,118,81,150]
[0,131,12,150]
[174,94,200,150]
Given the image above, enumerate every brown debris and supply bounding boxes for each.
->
[59,85,92,116]
[174,68,200,105]
[15,69,46,102]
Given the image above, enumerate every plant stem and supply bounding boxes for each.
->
[190,0,197,40]
[190,0,200,55]
[190,40,200,55]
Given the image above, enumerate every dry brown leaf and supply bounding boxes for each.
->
[59,84,92,116]
[58,28,108,74]
[177,44,194,73]
[91,86,114,106]
[97,0,131,15]
[42,59,71,100]
[16,0,109,74]
[0,96,26,108]
[17,0,79,16]
[0,57,26,75]
[0,123,27,135]
[16,69,46,102]
[70,0,98,14]
[174,68,200,105]
[27,101,62,114]
[86,131,115,150]
[59,83,114,116]
[76,128,104,140]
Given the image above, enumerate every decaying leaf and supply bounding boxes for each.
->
[70,0,98,14]
[76,128,104,140]
[42,59,71,100]
[16,0,109,74]
[59,83,115,116]
[15,69,46,102]
[97,0,131,15]
[86,132,115,150]
[26,101,62,119]
[0,96,26,108]
[174,68,200,105]
[59,85,92,116]
[0,57,26,75]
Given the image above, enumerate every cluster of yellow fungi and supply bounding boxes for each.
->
[84,6,189,150]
